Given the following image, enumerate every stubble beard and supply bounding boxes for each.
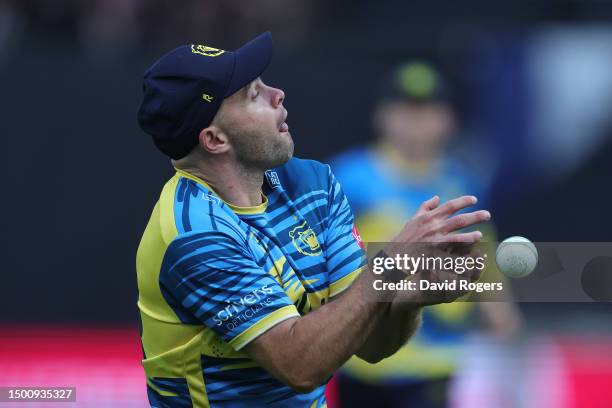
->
[231,128,294,171]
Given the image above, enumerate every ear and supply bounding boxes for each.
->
[198,125,230,154]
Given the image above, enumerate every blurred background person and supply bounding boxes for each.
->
[331,61,521,408]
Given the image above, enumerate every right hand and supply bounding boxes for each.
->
[386,195,491,305]
[392,195,489,246]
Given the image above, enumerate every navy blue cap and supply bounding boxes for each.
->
[138,32,273,159]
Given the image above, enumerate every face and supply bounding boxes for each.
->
[375,100,455,158]
[214,78,293,170]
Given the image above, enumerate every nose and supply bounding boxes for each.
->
[272,87,285,108]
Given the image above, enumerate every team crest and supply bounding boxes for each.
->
[289,221,322,256]
[191,45,225,57]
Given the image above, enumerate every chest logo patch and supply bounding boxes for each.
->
[289,221,322,256]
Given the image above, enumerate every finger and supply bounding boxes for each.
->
[442,210,491,233]
[443,230,483,245]
[448,243,476,256]
[467,263,482,283]
[469,248,484,282]
[430,195,478,218]
[415,195,440,216]
[447,273,472,302]
[471,268,483,283]
[453,250,484,283]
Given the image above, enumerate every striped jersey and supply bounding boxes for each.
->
[136,157,365,407]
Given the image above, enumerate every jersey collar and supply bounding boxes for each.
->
[174,168,268,215]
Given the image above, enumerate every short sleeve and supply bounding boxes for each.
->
[160,231,300,350]
[324,166,367,297]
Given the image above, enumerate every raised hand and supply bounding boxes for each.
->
[383,195,490,305]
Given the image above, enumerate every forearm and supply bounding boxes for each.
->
[356,301,422,363]
[246,267,394,392]
[285,271,391,385]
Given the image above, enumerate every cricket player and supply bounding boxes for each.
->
[135,32,490,408]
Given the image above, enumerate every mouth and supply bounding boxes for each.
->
[278,111,289,133]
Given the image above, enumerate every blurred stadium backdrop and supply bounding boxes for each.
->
[1,0,612,406]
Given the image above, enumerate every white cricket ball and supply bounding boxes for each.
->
[495,236,538,278]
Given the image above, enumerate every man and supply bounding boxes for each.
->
[332,61,520,408]
[136,33,490,408]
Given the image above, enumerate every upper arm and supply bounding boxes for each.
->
[159,231,300,350]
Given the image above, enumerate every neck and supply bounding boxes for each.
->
[175,158,265,208]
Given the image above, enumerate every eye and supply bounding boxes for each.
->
[252,90,260,100]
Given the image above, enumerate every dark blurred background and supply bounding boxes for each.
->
[1,0,611,406]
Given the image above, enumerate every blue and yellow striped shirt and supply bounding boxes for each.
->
[136,157,365,407]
